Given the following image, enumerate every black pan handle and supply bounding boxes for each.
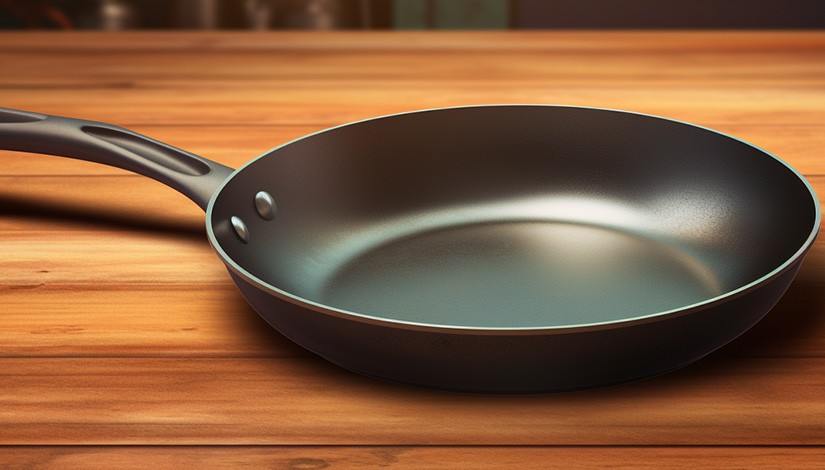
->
[0,107,235,210]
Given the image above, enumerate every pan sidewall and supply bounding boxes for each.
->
[227,262,801,393]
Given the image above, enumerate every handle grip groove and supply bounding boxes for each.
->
[0,107,234,210]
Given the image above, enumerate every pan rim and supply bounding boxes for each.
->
[205,104,821,335]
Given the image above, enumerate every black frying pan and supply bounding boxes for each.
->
[0,105,819,392]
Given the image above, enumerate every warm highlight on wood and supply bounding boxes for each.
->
[2,447,825,469]
[1,31,823,466]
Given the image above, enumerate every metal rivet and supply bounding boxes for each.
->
[230,216,249,243]
[254,191,276,220]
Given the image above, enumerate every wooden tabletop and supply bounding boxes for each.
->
[1,31,824,468]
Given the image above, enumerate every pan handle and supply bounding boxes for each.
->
[0,107,234,211]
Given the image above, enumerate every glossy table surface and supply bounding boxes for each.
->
[1,31,824,468]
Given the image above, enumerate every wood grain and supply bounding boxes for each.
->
[1,357,825,445]
[1,31,824,465]
[0,285,314,358]
[1,33,823,127]
[2,447,825,470]
[5,31,825,49]
[1,88,822,127]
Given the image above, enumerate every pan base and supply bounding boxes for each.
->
[319,221,724,328]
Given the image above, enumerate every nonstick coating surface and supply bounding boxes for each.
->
[208,106,817,330]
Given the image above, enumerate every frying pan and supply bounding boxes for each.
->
[0,105,819,393]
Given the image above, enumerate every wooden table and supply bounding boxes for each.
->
[1,31,824,468]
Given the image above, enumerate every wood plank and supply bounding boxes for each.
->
[1,31,824,53]
[0,285,310,358]
[2,124,824,176]
[1,50,822,89]
[2,33,821,128]
[1,446,824,469]
[0,230,222,286]
[0,176,205,233]
[1,87,823,127]
[1,356,825,444]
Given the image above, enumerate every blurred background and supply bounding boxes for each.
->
[1,0,824,31]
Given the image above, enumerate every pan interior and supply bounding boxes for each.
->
[319,218,722,328]
[210,106,817,329]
